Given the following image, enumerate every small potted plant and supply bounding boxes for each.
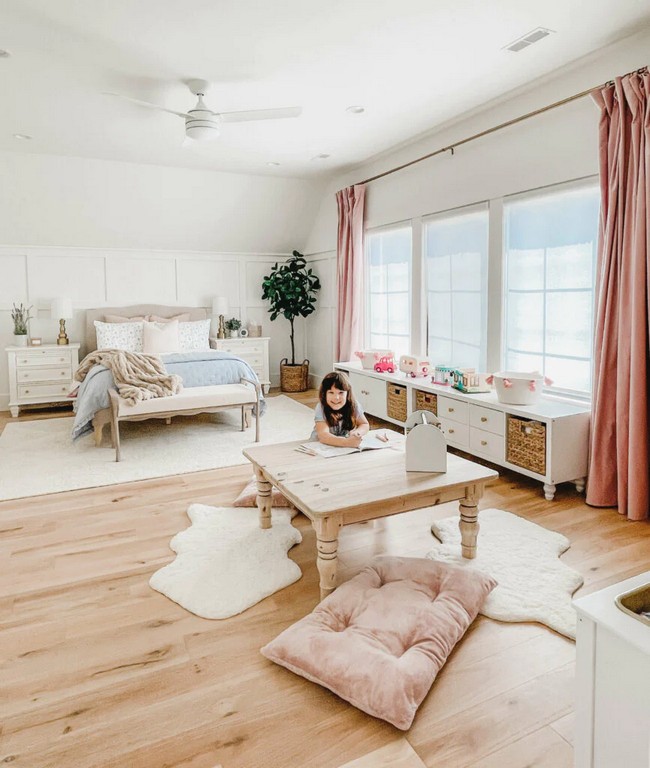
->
[225,317,242,338]
[11,302,33,346]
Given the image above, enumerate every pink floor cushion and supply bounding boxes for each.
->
[233,476,291,509]
[261,555,496,730]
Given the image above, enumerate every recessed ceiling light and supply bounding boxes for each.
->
[13,133,32,140]
[267,161,280,167]
[346,105,365,114]
[0,50,10,59]
[311,153,331,160]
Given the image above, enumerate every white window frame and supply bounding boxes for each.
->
[502,176,600,401]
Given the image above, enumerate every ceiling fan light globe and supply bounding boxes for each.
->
[185,120,220,141]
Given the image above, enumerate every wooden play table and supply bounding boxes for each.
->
[243,438,498,599]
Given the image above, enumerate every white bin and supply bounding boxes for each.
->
[488,371,549,405]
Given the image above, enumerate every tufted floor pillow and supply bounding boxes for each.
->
[261,555,496,730]
[233,475,295,515]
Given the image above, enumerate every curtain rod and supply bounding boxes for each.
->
[357,65,648,186]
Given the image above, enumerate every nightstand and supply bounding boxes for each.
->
[6,343,80,417]
[210,336,270,394]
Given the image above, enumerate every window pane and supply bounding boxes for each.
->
[504,182,599,394]
[425,207,488,369]
[365,227,411,357]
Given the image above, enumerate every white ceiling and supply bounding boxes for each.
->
[1,0,649,178]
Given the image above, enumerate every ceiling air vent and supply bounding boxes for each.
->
[503,27,554,52]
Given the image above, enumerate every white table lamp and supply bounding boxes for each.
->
[51,297,73,345]
[212,296,229,339]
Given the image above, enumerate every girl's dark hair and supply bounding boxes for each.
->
[319,371,359,433]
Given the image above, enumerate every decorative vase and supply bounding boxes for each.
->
[280,358,310,392]
[229,330,239,338]
[13,334,28,347]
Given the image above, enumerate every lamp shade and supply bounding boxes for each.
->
[212,296,229,315]
[51,297,73,319]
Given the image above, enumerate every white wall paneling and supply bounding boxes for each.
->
[0,245,300,410]
[305,252,336,387]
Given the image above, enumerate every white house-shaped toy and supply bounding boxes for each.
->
[404,409,447,473]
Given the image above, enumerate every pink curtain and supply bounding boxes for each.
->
[587,71,649,520]
[335,185,366,362]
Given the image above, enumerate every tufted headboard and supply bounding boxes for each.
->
[84,305,208,353]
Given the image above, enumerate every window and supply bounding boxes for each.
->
[366,226,412,358]
[504,181,600,396]
[424,206,488,370]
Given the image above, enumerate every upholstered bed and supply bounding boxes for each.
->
[74,305,264,445]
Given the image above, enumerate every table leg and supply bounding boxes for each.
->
[313,516,342,600]
[459,489,480,559]
[255,466,272,530]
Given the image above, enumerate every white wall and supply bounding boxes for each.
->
[0,151,327,410]
[303,28,650,372]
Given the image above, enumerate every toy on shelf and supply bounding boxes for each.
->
[374,354,396,373]
[399,355,430,378]
[354,349,392,370]
[432,365,455,386]
[452,368,492,394]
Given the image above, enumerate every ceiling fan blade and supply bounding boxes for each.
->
[219,106,302,123]
[103,92,192,120]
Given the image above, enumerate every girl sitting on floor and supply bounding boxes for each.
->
[312,371,370,448]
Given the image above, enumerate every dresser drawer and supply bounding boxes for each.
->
[17,366,71,383]
[438,417,469,447]
[348,371,388,419]
[469,404,505,436]
[18,382,72,399]
[437,396,469,424]
[219,341,265,355]
[16,351,72,367]
[470,427,505,461]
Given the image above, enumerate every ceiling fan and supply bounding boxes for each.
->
[105,79,302,141]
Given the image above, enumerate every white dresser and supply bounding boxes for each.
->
[210,337,270,394]
[6,343,80,417]
[335,361,590,500]
[574,571,650,768]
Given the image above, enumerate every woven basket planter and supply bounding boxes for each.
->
[280,359,310,392]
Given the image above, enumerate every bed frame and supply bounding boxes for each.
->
[84,305,259,448]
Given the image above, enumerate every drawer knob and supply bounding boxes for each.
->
[25,390,29,394]
[481,416,487,422]
[61,371,65,376]
[449,407,454,412]
[481,440,488,446]
[449,428,455,434]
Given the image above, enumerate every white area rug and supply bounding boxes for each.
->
[150,505,302,619]
[0,395,314,501]
[428,508,584,639]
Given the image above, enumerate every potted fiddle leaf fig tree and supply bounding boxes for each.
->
[262,250,320,392]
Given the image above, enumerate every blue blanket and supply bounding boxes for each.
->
[72,350,264,441]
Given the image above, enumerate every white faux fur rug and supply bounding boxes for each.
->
[0,395,314,500]
[428,509,584,639]
[150,505,302,619]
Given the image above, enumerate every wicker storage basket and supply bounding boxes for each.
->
[387,383,408,422]
[415,389,437,415]
[506,415,546,475]
[280,359,309,393]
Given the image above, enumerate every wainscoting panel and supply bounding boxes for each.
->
[29,253,107,307]
[106,256,177,305]
[245,260,273,308]
[0,253,28,308]
[177,258,241,309]
[305,252,336,385]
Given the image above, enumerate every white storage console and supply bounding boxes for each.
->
[335,361,590,500]
[211,336,270,394]
[6,343,80,417]
[574,572,650,768]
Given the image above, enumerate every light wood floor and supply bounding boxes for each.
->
[1,392,649,768]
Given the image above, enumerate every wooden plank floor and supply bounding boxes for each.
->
[1,391,649,768]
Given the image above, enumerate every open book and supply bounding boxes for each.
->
[295,431,393,458]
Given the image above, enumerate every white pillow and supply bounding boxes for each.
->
[179,319,211,352]
[94,320,143,352]
[143,320,181,354]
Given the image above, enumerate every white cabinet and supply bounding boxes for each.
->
[574,572,650,768]
[210,337,270,394]
[6,343,80,417]
[334,361,590,500]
